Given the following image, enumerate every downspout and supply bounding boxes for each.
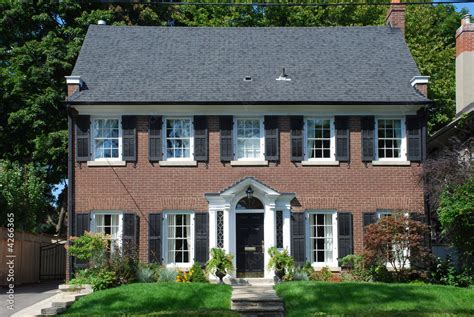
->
[67,105,74,281]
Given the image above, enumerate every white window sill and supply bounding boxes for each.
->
[87,160,126,167]
[159,160,197,167]
[372,160,411,166]
[230,160,268,166]
[302,161,339,166]
[311,264,341,272]
[166,263,193,270]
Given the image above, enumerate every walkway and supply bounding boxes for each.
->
[230,279,284,317]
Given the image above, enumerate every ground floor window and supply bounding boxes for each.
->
[166,213,193,265]
[308,212,336,264]
[93,213,122,251]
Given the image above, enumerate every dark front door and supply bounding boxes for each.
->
[236,213,264,277]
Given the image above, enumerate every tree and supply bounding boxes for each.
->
[0,160,51,232]
[364,213,431,279]
[438,178,474,270]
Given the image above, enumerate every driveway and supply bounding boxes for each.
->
[0,281,61,317]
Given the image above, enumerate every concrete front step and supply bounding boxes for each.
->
[232,301,284,310]
[228,278,275,286]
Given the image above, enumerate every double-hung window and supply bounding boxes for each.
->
[165,212,194,266]
[308,211,338,266]
[375,118,406,161]
[164,118,194,161]
[305,118,335,161]
[93,213,122,251]
[92,118,121,161]
[234,118,265,161]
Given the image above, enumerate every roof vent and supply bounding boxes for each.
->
[97,20,106,25]
[276,67,291,81]
[244,76,252,82]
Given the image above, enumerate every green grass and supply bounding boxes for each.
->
[62,282,237,316]
[275,281,474,317]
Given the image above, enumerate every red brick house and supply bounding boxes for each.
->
[66,2,429,279]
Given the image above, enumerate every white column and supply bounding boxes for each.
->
[283,204,292,252]
[264,195,278,278]
[208,209,216,249]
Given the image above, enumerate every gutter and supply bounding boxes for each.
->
[67,100,432,106]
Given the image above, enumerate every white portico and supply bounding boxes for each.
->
[205,177,294,278]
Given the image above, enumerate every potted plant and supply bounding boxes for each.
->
[267,247,294,282]
[206,248,234,284]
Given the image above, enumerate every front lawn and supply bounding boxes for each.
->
[275,281,474,317]
[62,282,237,316]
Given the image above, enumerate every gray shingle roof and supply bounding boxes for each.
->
[68,25,429,104]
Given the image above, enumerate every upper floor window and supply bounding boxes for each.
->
[234,118,264,160]
[305,118,335,161]
[376,119,406,161]
[92,118,121,160]
[164,118,193,160]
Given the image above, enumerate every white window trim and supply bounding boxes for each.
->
[91,117,123,162]
[232,117,265,162]
[162,211,195,268]
[90,211,124,250]
[162,117,195,162]
[306,210,338,268]
[303,117,336,162]
[374,118,408,162]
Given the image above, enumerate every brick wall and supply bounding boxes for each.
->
[73,115,424,261]
[456,16,474,57]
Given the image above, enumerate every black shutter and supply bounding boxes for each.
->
[194,213,209,264]
[406,115,422,161]
[361,116,375,162]
[74,213,90,268]
[363,212,377,227]
[220,116,233,162]
[290,116,304,162]
[149,116,162,161]
[122,116,136,162]
[75,213,90,236]
[75,115,90,162]
[265,116,279,161]
[337,212,353,259]
[148,213,162,264]
[194,116,208,162]
[123,213,138,253]
[335,116,350,162]
[291,212,306,265]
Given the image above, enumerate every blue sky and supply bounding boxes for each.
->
[446,1,474,13]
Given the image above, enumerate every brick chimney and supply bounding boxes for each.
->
[456,14,474,115]
[65,76,83,97]
[385,0,406,35]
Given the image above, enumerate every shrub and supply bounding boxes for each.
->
[429,256,473,287]
[302,262,315,277]
[109,244,139,285]
[158,267,177,282]
[368,265,393,283]
[136,263,160,283]
[67,232,109,268]
[284,266,309,281]
[310,266,333,282]
[70,268,116,291]
[363,212,431,279]
[190,262,208,283]
[339,255,370,281]
[438,178,474,270]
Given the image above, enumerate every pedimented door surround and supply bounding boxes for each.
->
[205,177,295,278]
